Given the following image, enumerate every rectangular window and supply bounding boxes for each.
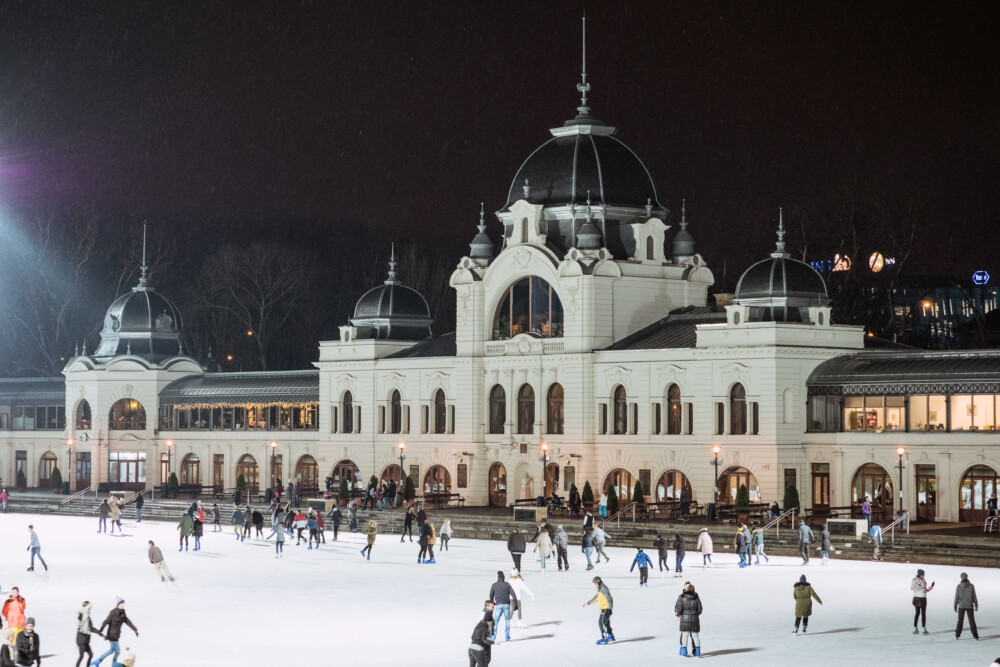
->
[378,406,386,434]
[457,463,468,488]
[909,395,947,431]
[34,406,47,430]
[808,395,827,431]
[844,396,864,430]
[421,406,429,434]
[973,394,996,429]
[76,452,92,487]
[885,396,905,431]
[23,406,35,430]
[686,403,693,434]
[599,404,608,435]
[651,403,661,435]
[330,406,338,433]
[16,450,27,476]
[564,465,575,492]
[409,464,419,489]
[630,403,638,435]
[639,469,651,498]
[403,405,410,433]
[784,468,796,492]
[951,395,973,431]
[715,403,724,435]
[448,405,455,434]
[751,403,759,435]
[12,406,23,430]
[0,412,8,430]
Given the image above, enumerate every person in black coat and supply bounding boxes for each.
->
[418,520,435,563]
[416,505,427,525]
[252,510,264,538]
[134,492,144,523]
[506,528,526,570]
[468,602,494,667]
[674,582,703,657]
[14,618,39,667]
[569,487,582,517]
[401,506,415,542]
[326,506,342,541]
[96,600,137,666]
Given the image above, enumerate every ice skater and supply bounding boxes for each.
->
[508,569,534,628]
[97,499,110,534]
[488,571,517,642]
[630,547,652,587]
[555,524,569,571]
[583,576,614,644]
[954,572,979,640]
[868,523,883,561]
[192,517,203,551]
[274,521,285,557]
[212,503,221,532]
[697,527,713,568]
[653,534,670,575]
[440,519,453,551]
[533,527,552,573]
[592,525,610,563]
[231,506,245,541]
[672,532,685,575]
[735,525,750,567]
[307,510,319,550]
[109,496,122,534]
[77,601,95,667]
[675,581,703,657]
[752,526,768,564]
[93,598,138,666]
[326,505,341,541]
[14,617,39,667]
[793,575,822,634]
[400,504,414,542]
[797,520,814,565]
[0,629,12,665]
[147,541,174,582]
[910,568,934,634]
[253,508,265,539]
[348,500,359,533]
[2,587,26,642]
[468,601,494,667]
[1,487,7,513]
[26,525,47,572]
[360,520,377,560]
[819,524,831,565]
[176,513,193,551]
[316,511,326,543]
[598,488,608,519]
[133,491,144,523]
[582,528,596,570]
[507,527,526,570]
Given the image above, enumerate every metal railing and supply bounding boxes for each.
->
[59,486,94,506]
[759,508,797,540]
[601,502,637,534]
[882,510,910,545]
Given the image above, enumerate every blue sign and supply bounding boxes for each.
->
[973,270,991,285]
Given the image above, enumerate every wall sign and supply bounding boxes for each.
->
[973,270,991,285]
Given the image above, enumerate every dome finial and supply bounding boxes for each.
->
[478,202,486,233]
[385,243,400,285]
[645,198,652,218]
[74,341,79,357]
[470,202,494,261]
[771,207,790,258]
[576,13,591,115]
[680,199,688,230]
[137,221,150,288]
[523,178,531,200]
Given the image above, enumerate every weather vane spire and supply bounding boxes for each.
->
[138,221,149,287]
[385,243,400,285]
[772,207,790,258]
[576,14,591,115]
[681,199,688,230]
[478,202,486,234]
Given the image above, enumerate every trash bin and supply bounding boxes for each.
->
[62,481,70,494]
[707,502,718,522]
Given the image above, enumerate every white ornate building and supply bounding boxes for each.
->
[1,75,998,524]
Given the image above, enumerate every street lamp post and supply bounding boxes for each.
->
[711,445,721,521]
[398,441,406,507]
[539,442,550,501]
[166,439,174,499]
[66,438,73,494]
[896,446,906,518]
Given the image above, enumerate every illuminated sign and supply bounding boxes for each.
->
[973,270,991,285]
[832,253,851,272]
[868,252,896,273]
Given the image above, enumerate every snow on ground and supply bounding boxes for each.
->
[1,512,998,666]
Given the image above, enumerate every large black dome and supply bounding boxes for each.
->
[93,282,185,360]
[349,251,433,341]
[504,131,661,210]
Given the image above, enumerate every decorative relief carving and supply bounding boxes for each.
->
[657,364,687,389]
[605,366,632,390]
[720,363,750,388]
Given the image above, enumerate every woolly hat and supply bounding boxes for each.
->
[917,569,925,577]
[798,575,807,583]
[960,572,969,581]
[25,617,34,626]
[116,598,125,606]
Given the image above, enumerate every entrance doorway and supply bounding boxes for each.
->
[811,463,830,513]
[544,463,560,497]
[488,462,507,507]
[717,466,760,505]
[959,465,997,522]
[602,468,635,504]
[915,465,936,521]
[851,463,894,521]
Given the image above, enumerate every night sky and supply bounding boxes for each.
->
[1,1,997,278]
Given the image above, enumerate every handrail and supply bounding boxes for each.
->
[59,486,94,506]
[123,486,153,505]
[601,502,636,534]
[759,508,797,539]
[882,510,910,545]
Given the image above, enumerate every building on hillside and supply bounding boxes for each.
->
[1,63,998,524]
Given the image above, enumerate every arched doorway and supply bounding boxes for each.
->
[655,470,692,503]
[488,462,507,507]
[39,452,57,489]
[423,465,451,494]
[295,455,319,491]
[236,454,259,493]
[960,465,998,522]
[717,466,760,505]
[332,459,360,494]
[602,468,635,504]
[544,462,560,497]
[851,463,894,520]
[180,454,201,485]
[380,463,403,485]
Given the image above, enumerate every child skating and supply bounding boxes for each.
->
[629,547,652,587]
[583,576,614,644]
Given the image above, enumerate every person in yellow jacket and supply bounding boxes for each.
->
[582,576,615,645]
[360,520,377,560]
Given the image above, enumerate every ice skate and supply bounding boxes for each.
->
[679,646,688,656]
[922,628,929,635]
[596,637,609,645]
[607,633,615,642]
[693,647,701,657]
[161,576,166,582]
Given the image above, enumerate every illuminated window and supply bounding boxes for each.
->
[492,277,563,340]
[108,399,146,430]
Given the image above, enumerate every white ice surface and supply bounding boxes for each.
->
[1,513,998,666]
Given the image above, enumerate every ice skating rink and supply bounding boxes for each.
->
[2,513,999,666]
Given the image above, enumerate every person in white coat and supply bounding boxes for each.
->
[592,525,611,563]
[508,568,535,628]
[696,527,713,568]
[598,490,609,519]
[534,530,553,573]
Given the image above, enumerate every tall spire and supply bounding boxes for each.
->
[771,208,790,258]
[137,222,150,288]
[680,199,688,231]
[576,13,590,115]
[470,202,494,261]
[384,243,400,285]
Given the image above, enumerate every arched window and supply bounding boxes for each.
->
[76,400,92,430]
[492,276,564,340]
[852,463,893,516]
[488,385,506,435]
[646,236,655,260]
[180,454,200,485]
[433,389,447,434]
[517,384,535,434]
[236,454,259,491]
[546,383,564,434]
[332,459,360,492]
[667,384,682,435]
[423,465,452,494]
[342,391,354,434]
[389,390,402,434]
[108,399,146,430]
[488,462,507,507]
[730,384,747,435]
[655,469,692,503]
[960,465,998,522]
[39,452,58,488]
[613,385,628,435]
[295,455,319,490]
[602,468,634,503]
[717,466,760,505]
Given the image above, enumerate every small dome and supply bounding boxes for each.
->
[350,248,433,341]
[93,279,185,360]
[670,200,696,262]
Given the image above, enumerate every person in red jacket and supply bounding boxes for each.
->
[1,589,26,642]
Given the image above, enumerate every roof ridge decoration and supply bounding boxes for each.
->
[135,221,151,291]
[771,208,790,259]
[561,13,608,131]
[385,242,400,285]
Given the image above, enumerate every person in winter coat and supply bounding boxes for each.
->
[554,524,569,571]
[531,519,556,543]
[192,518,203,551]
[252,510,264,539]
[94,599,137,666]
[598,489,609,519]
[752,527,768,564]
[592,526,610,563]
[488,571,518,642]
[13,618,38,667]
[734,526,750,568]
[274,517,285,557]
[672,533,686,575]
[0,488,7,514]
[211,503,221,532]
[534,529,553,573]
[2,589,26,642]
[109,497,122,534]
[910,568,935,635]
[582,510,595,531]
[868,524,883,561]
[243,505,254,540]
[76,602,95,667]
[306,511,319,550]
[569,487,581,517]
[770,500,780,518]
[861,496,872,527]
[361,520,377,560]
[133,492,144,523]
[583,576,615,645]
[26,526,46,573]
[347,501,359,533]
[630,547,653,586]
[793,575,822,633]
[508,569,534,628]
[400,505,415,542]
[440,519,453,552]
[652,535,671,575]
[326,505,341,541]
[266,506,285,540]
[416,504,428,526]
[675,582,703,657]
[696,527,713,568]
[507,528,526,570]
[819,525,832,565]
[582,529,596,570]
[418,520,435,563]
[176,514,193,551]
[0,629,15,667]
[292,510,308,545]
[97,500,110,534]
[147,541,174,582]
[797,521,814,565]
[316,511,326,544]
[231,507,245,541]
[954,572,979,640]
[186,501,198,518]
[468,601,495,667]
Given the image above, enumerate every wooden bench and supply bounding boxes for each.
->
[423,492,465,509]
[718,503,770,524]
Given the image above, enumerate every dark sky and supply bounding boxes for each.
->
[1,1,997,278]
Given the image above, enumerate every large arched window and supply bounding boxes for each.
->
[236,454,259,491]
[342,391,354,434]
[39,452,58,488]
[180,454,200,485]
[389,390,402,434]
[517,384,535,434]
[613,385,628,435]
[108,399,146,430]
[76,400,92,430]
[295,455,319,490]
[717,466,760,505]
[332,459,360,492]
[667,384,682,435]
[423,465,452,494]
[488,385,506,434]
[960,465,998,522]
[730,384,747,435]
[546,383,564,434]
[492,276,564,340]
[852,463,893,516]
[433,389,447,434]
